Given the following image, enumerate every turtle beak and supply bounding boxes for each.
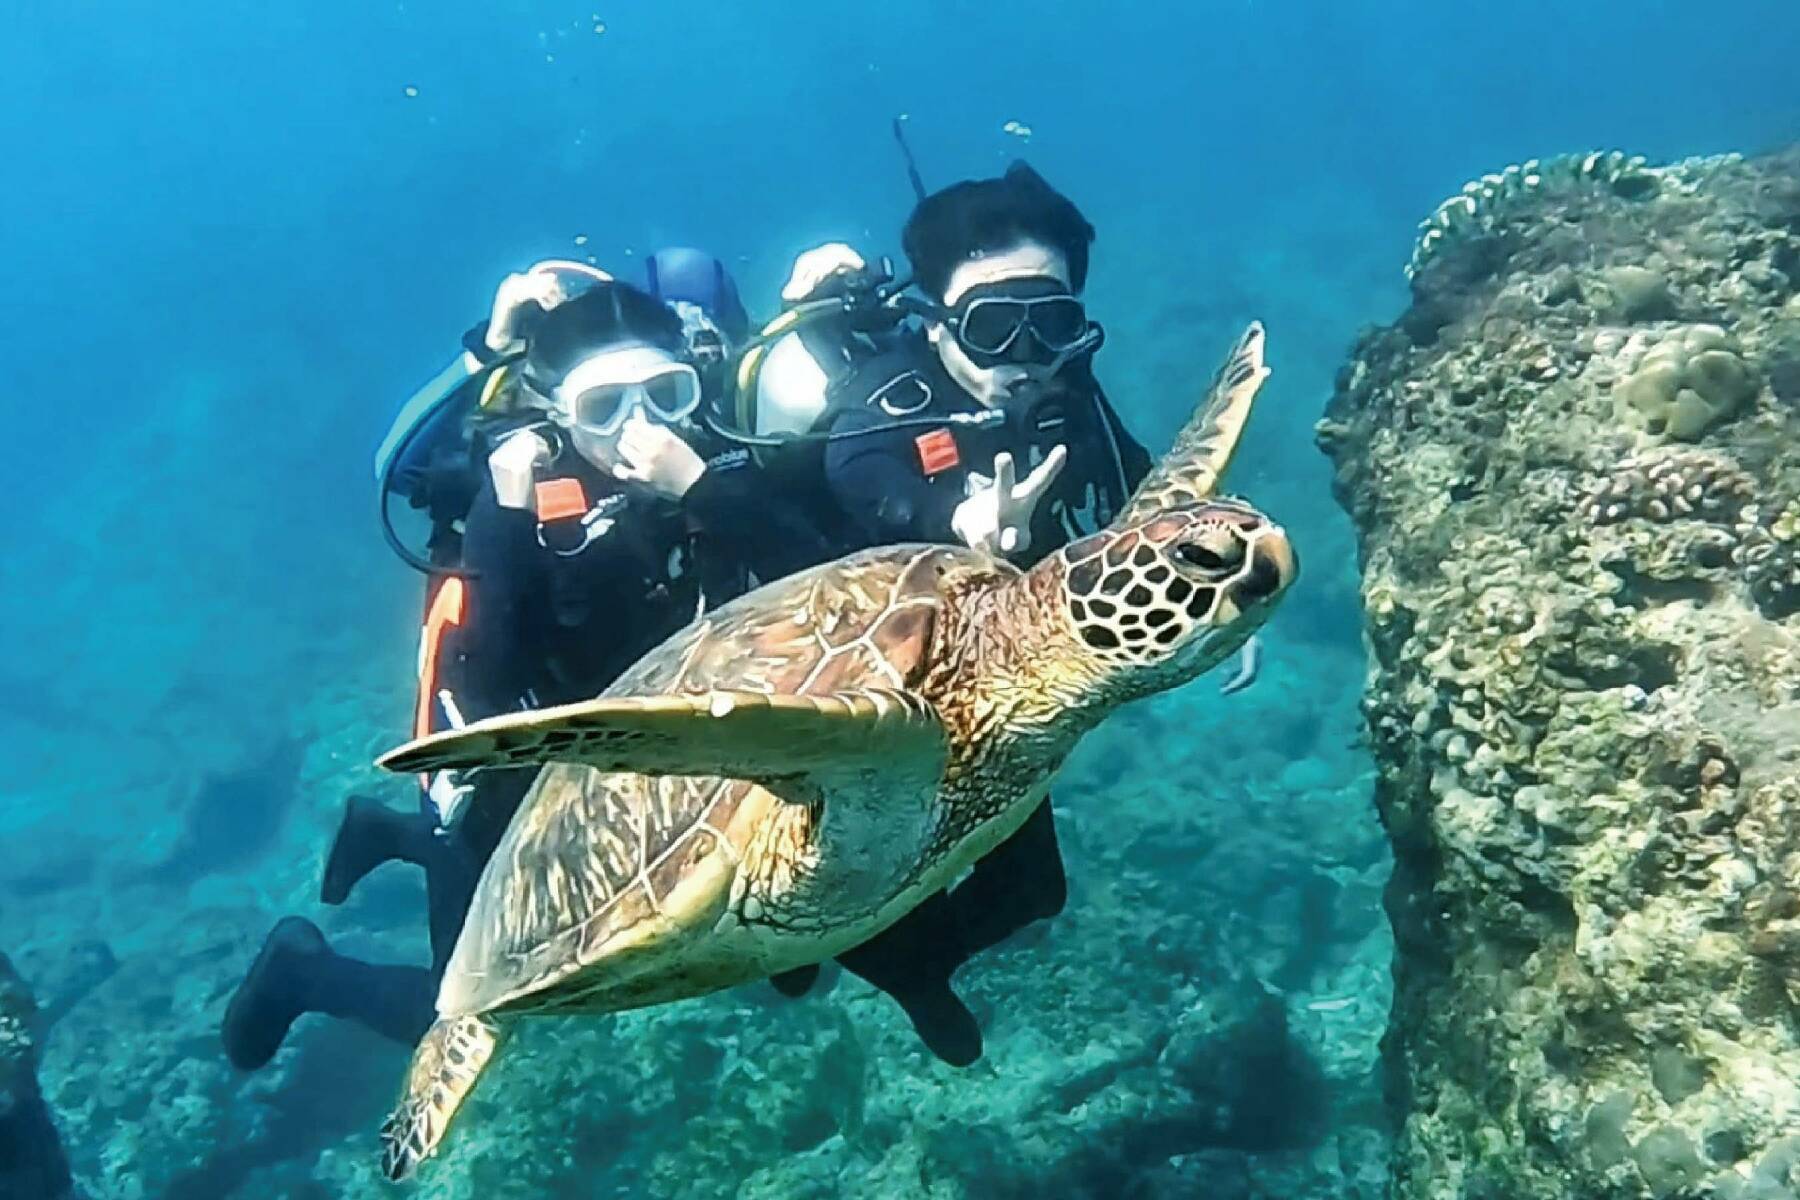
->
[1235,526,1296,609]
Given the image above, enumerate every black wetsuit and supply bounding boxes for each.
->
[417,433,836,967]
[821,341,1149,547]
[773,330,1152,1061]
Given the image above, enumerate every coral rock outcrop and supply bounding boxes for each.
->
[1319,144,1800,1199]
[1,954,73,1200]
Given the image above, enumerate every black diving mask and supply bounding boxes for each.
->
[944,277,1093,367]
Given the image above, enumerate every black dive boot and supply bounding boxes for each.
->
[320,795,440,904]
[946,799,1068,956]
[836,894,984,1067]
[221,917,330,1069]
[768,965,822,998]
[221,918,437,1069]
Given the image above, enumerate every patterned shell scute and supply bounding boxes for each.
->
[633,543,960,700]
[449,544,992,1014]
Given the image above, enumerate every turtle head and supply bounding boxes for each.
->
[1054,499,1295,702]
[1046,321,1294,704]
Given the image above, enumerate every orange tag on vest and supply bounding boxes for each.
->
[534,477,589,522]
[915,429,960,476]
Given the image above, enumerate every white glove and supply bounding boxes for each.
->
[611,413,707,500]
[484,261,613,352]
[781,242,866,303]
[951,447,1069,557]
[427,770,473,829]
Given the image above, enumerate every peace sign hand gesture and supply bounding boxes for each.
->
[951,446,1069,558]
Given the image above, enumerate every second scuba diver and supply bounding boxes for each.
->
[222,266,839,1069]
[733,160,1260,1061]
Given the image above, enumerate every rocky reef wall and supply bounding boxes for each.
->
[1,954,73,1200]
[1319,145,1800,1199]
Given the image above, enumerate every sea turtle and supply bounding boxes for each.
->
[372,323,1296,1179]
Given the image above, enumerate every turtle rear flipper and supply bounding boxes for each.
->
[381,1015,503,1181]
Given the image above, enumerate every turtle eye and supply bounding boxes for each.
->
[1173,530,1245,579]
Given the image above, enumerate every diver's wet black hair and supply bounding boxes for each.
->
[523,282,686,387]
[902,162,1096,302]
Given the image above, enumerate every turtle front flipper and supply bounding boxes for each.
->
[380,1014,503,1181]
[1115,321,1270,524]
[375,688,947,789]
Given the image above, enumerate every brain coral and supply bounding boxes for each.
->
[1613,324,1756,441]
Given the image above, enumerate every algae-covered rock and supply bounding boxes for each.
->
[0,954,73,1200]
[1738,498,1800,619]
[1319,143,1800,1200]
[1598,265,1677,322]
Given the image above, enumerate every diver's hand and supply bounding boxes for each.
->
[485,271,564,352]
[1219,634,1262,696]
[782,243,866,303]
[951,447,1069,558]
[485,263,611,352]
[612,416,707,500]
[426,770,473,829]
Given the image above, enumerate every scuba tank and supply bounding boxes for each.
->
[643,246,749,343]
[725,258,942,454]
[643,246,751,429]
[373,345,523,575]
[371,349,483,490]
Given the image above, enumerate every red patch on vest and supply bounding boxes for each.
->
[534,477,588,522]
[914,430,960,477]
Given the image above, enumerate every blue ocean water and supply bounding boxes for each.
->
[1,2,1795,1196]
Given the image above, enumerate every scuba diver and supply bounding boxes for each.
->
[729,160,1261,1058]
[224,248,1054,1071]
[222,265,833,1070]
[368,247,751,573]
[739,161,1146,557]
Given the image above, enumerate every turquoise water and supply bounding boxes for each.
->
[2,3,1795,1196]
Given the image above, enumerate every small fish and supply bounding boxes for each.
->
[1002,120,1033,141]
[1306,996,1356,1012]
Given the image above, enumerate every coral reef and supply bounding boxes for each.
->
[1406,150,1671,281]
[1,954,73,1200]
[1736,499,1800,619]
[1319,143,1800,1198]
